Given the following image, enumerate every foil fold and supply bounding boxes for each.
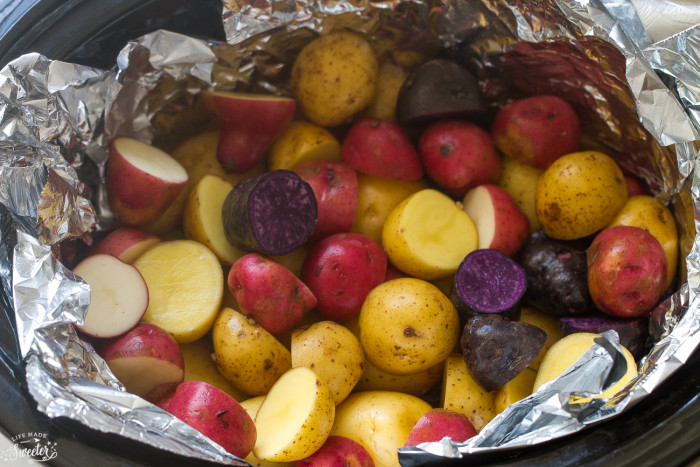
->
[0,0,698,465]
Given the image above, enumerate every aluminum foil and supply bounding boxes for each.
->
[0,0,698,465]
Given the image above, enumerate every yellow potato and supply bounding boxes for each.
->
[351,173,428,243]
[382,189,478,280]
[331,391,432,467]
[359,277,460,375]
[498,155,543,233]
[360,59,409,121]
[239,396,294,467]
[182,174,245,266]
[354,359,443,396]
[212,307,292,396]
[519,307,562,372]
[291,31,379,127]
[533,332,638,399]
[535,151,628,240]
[342,314,443,395]
[254,367,335,462]
[266,121,341,171]
[291,321,365,405]
[608,195,679,288]
[179,339,248,402]
[143,131,266,236]
[134,240,223,343]
[441,354,497,432]
[494,367,536,414]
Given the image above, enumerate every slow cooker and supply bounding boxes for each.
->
[0,0,698,465]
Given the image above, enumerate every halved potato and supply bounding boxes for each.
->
[253,367,335,462]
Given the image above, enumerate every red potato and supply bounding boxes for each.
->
[301,232,387,321]
[90,228,160,264]
[490,95,580,170]
[404,408,477,446]
[296,435,374,467]
[106,137,188,226]
[202,91,296,173]
[418,120,501,197]
[167,380,256,459]
[99,322,184,403]
[587,225,667,319]
[293,160,359,242]
[461,184,530,257]
[625,175,647,196]
[341,117,423,181]
[73,254,148,339]
[384,263,408,282]
[228,253,317,336]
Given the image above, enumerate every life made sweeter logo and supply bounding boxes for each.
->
[0,432,58,463]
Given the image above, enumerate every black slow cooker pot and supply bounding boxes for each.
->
[0,0,699,465]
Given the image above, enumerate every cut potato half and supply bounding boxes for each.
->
[133,240,223,343]
[253,367,335,462]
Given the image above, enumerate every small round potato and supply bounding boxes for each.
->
[291,321,365,405]
[331,391,432,467]
[359,278,460,375]
[535,151,628,240]
[212,307,292,396]
[608,194,678,289]
[291,31,379,127]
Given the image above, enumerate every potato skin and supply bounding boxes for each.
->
[291,321,365,405]
[587,225,667,318]
[291,31,378,127]
[359,278,460,375]
[212,307,292,396]
[535,151,628,240]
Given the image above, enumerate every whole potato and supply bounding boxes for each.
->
[359,278,460,375]
[535,151,628,240]
[291,321,365,405]
[291,31,379,127]
[608,195,678,289]
[212,307,292,396]
[331,391,432,467]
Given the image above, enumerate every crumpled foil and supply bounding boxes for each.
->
[0,0,698,465]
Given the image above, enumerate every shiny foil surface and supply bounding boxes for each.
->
[0,0,698,464]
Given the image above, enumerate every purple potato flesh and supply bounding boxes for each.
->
[222,170,317,256]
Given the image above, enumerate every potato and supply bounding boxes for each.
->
[608,194,679,288]
[182,174,245,265]
[359,277,460,375]
[382,189,478,280]
[212,307,292,396]
[533,332,638,398]
[342,315,443,395]
[291,321,365,405]
[519,307,562,371]
[494,367,536,414]
[133,240,223,343]
[266,121,341,171]
[351,173,428,243]
[291,31,379,127]
[441,354,497,432]
[254,367,335,462]
[535,151,628,240]
[361,58,409,121]
[239,396,294,467]
[331,391,432,467]
[353,360,443,396]
[179,339,248,402]
[587,225,667,318]
[498,154,543,233]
